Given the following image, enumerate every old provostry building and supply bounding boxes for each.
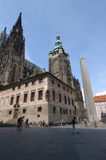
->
[0,13,85,124]
[94,95,106,122]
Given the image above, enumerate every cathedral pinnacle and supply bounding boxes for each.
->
[10,12,23,38]
[0,27,7,46]
[54,33,62,51]
[15,12,22,27]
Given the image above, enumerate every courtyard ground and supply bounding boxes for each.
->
[0,123,106,160]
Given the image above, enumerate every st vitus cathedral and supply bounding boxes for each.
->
[0,13,41,86]
[49,34,74,88]
[49,34,84,114]
[0,13,85,123]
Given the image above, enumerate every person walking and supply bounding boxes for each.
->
[71,117,79,134]
[25,118,29,128]
[42,120,46,127]
[17,117,24,131]
[0,120,3,127]
[93,117,97,127]
[17,117,22,131]
[84,117,88,127]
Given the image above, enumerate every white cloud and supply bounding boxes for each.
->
[94,91,106,96]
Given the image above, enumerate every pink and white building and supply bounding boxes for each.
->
[0,72,76,125]
[94,95,106,121]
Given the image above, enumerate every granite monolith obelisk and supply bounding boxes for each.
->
[80,56,98,122]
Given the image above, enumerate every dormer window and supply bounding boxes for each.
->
[32,80,36,85]
[25,82,28,87]
[12,87,15,91]
[18,85,21,89]
[39,79,43,83]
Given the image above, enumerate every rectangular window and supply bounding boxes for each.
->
[66,109,68,114]
[38,90,43,100]
[23,109,26,113]
[68,98,70,105]
[32,80,36,85]
[30,92,35,101]
[16,95,20,104]
[64,96,67,104]
[60,108,62,114]
[39,79,43,83]
[52,91,55,101]
[58,84,60,87]
[38,107,42,112]
[72,99,74,106]
[25,83,28,87]
[10,97,14,105]
[63,110,65,114]
[12,87,15,91]
[18,85,21,89]
[70,110,71,115]
[59,93,61,102]
[9,110,12,115]
[51,80,54,84]
[53,107,56,114]
[24,93,28,102]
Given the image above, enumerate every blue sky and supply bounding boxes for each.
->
[0,0,106,95]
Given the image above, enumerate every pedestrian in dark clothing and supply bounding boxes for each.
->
[17,117,21,131]
[42,120,45,127]
[20,117,24,130]
[93,117,97,127]
[25,118,29,128]
[0,120,3,127]
[72,117,79,134]
[17,117,24,131]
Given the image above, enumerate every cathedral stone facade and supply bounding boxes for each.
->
[0,13,41,86]
[0,13,85,124]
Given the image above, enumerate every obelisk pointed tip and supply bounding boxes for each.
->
[80,55,85,59]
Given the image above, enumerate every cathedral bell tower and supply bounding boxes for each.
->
[0,13,25,85]
[49,34,74,88]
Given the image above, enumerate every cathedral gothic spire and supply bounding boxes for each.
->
[0,13,25,86]
[12,12,22,31]
[15,12,22,28]
[9,12,23,40]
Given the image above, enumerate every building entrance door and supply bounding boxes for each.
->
[14,109,18,118]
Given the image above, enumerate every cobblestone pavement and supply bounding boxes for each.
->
[0,124,106,160]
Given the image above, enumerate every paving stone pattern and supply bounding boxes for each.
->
[0,125,106,160]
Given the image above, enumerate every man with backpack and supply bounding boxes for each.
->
[71,117,79,134]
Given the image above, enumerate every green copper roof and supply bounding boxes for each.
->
[54,33,62,51]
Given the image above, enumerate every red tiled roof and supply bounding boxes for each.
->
[94,95,106,102]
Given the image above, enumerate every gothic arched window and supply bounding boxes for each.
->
[11,64,17,83]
